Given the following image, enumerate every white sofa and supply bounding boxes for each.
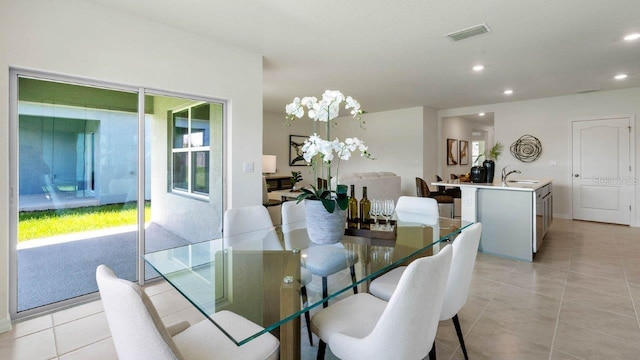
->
[333,172,402,202]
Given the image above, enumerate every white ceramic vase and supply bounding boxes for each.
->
[304,199,347,244]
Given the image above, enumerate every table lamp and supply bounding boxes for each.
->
[262,155,277,174]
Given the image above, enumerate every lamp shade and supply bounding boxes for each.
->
[262,155,277,174]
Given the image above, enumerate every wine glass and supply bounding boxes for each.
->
[370,199,381,230]
[382,199,395,230]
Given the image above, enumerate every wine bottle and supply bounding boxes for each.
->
[347,184,359,229]
[360,186,371,230]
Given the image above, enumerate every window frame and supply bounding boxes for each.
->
[169,102,217,199]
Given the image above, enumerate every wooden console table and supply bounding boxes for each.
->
[265,175,292,190]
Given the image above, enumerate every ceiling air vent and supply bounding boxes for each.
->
[446,23,491,42]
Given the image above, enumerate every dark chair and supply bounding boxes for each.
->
[416,177,455,218]
[436,175,461,198]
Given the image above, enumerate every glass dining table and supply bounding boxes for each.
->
[144,214,473,360]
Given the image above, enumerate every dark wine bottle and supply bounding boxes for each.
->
[347,184,359,229]
[359,186,371,229]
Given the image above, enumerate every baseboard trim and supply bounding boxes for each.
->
[0,317,12,333]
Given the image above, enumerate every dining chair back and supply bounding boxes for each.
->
[368,222,483,360]
[97,264,280,360]
[311,245,452,360]
[97,264,182,359]
[441,222,482,319]
[415,177,432,197]
[435,175,446,194]
[396,195,439,217]
[223,206,281,250]
[281,200,306,233]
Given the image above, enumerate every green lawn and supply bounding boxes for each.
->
[18,202,151,242]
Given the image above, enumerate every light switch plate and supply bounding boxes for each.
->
[243,161,254,172]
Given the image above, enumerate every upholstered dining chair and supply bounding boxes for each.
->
[223,205,282,250]
[96,264,279,360]
[395,195,439,217]
[310,245,453,360]
[281,200,359,308]
[436,175,461,198]
[416,177,455,218]
[368,222,483,360]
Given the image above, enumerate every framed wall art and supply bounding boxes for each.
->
[289,135,307,166]
[459,140,469,165]
[446,138,458,165]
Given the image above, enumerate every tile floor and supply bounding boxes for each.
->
[2,219,640,360]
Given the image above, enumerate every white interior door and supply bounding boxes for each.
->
[572,117,631,225]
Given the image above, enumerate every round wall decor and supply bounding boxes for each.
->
[510,135,542,163]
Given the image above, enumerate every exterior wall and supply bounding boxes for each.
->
[0,0,263,330]
[150,97,225,241]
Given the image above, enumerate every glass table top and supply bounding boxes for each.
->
[143,215,473,346]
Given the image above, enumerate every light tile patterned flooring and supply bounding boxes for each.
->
[2,219,640,360]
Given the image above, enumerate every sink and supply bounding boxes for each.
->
[508,180,539,184]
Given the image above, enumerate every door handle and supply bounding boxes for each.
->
[574,174,580,177]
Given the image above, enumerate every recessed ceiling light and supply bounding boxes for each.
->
[504,89,513,95]
[479,113,485,116]
[615,74,628,80]
[624,33,640,41]
[473,65,485,72]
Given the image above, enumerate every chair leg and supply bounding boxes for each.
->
[452,314,469,360]
[322,277,329,308]
[300,285,313,346]
[428,341,436,360]
[317,340,327,360]
[349,265,358,294]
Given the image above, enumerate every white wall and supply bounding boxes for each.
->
[438,87,640,226]
[441,117,495,180]
[422,107,439,187]
[263,111,315,187]
[264,104,435,195]
[0,0,263,330]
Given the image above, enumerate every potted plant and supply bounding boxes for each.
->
[289,171,303,191]
[285,90,372,243]
[483,142,503,183]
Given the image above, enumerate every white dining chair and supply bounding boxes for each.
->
[96,264,279,360]
[281,200,359,310]
[368,222,482,360]
[395,195,439,216]
[223,205,282,250]
[310,244,452,360]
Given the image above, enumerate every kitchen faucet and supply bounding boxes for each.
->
[501,166,521,186]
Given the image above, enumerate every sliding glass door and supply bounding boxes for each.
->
[10,72,225,318]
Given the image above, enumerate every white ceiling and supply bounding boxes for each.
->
[87,0,640,114]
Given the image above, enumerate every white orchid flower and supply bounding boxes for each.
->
[285,97,303,118]
[322,90,345,104]
[285,91,372,196]
[345,96,362,117]
[301,96,317,109]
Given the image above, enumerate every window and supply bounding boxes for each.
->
[472,140,485,165]
[171,103,212,195]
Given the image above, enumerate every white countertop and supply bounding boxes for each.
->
[432,177,553,192]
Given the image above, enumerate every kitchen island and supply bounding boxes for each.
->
[433,178,553,261]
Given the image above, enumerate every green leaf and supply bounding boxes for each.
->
[336,197,349,210]
[321,198,336,213]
